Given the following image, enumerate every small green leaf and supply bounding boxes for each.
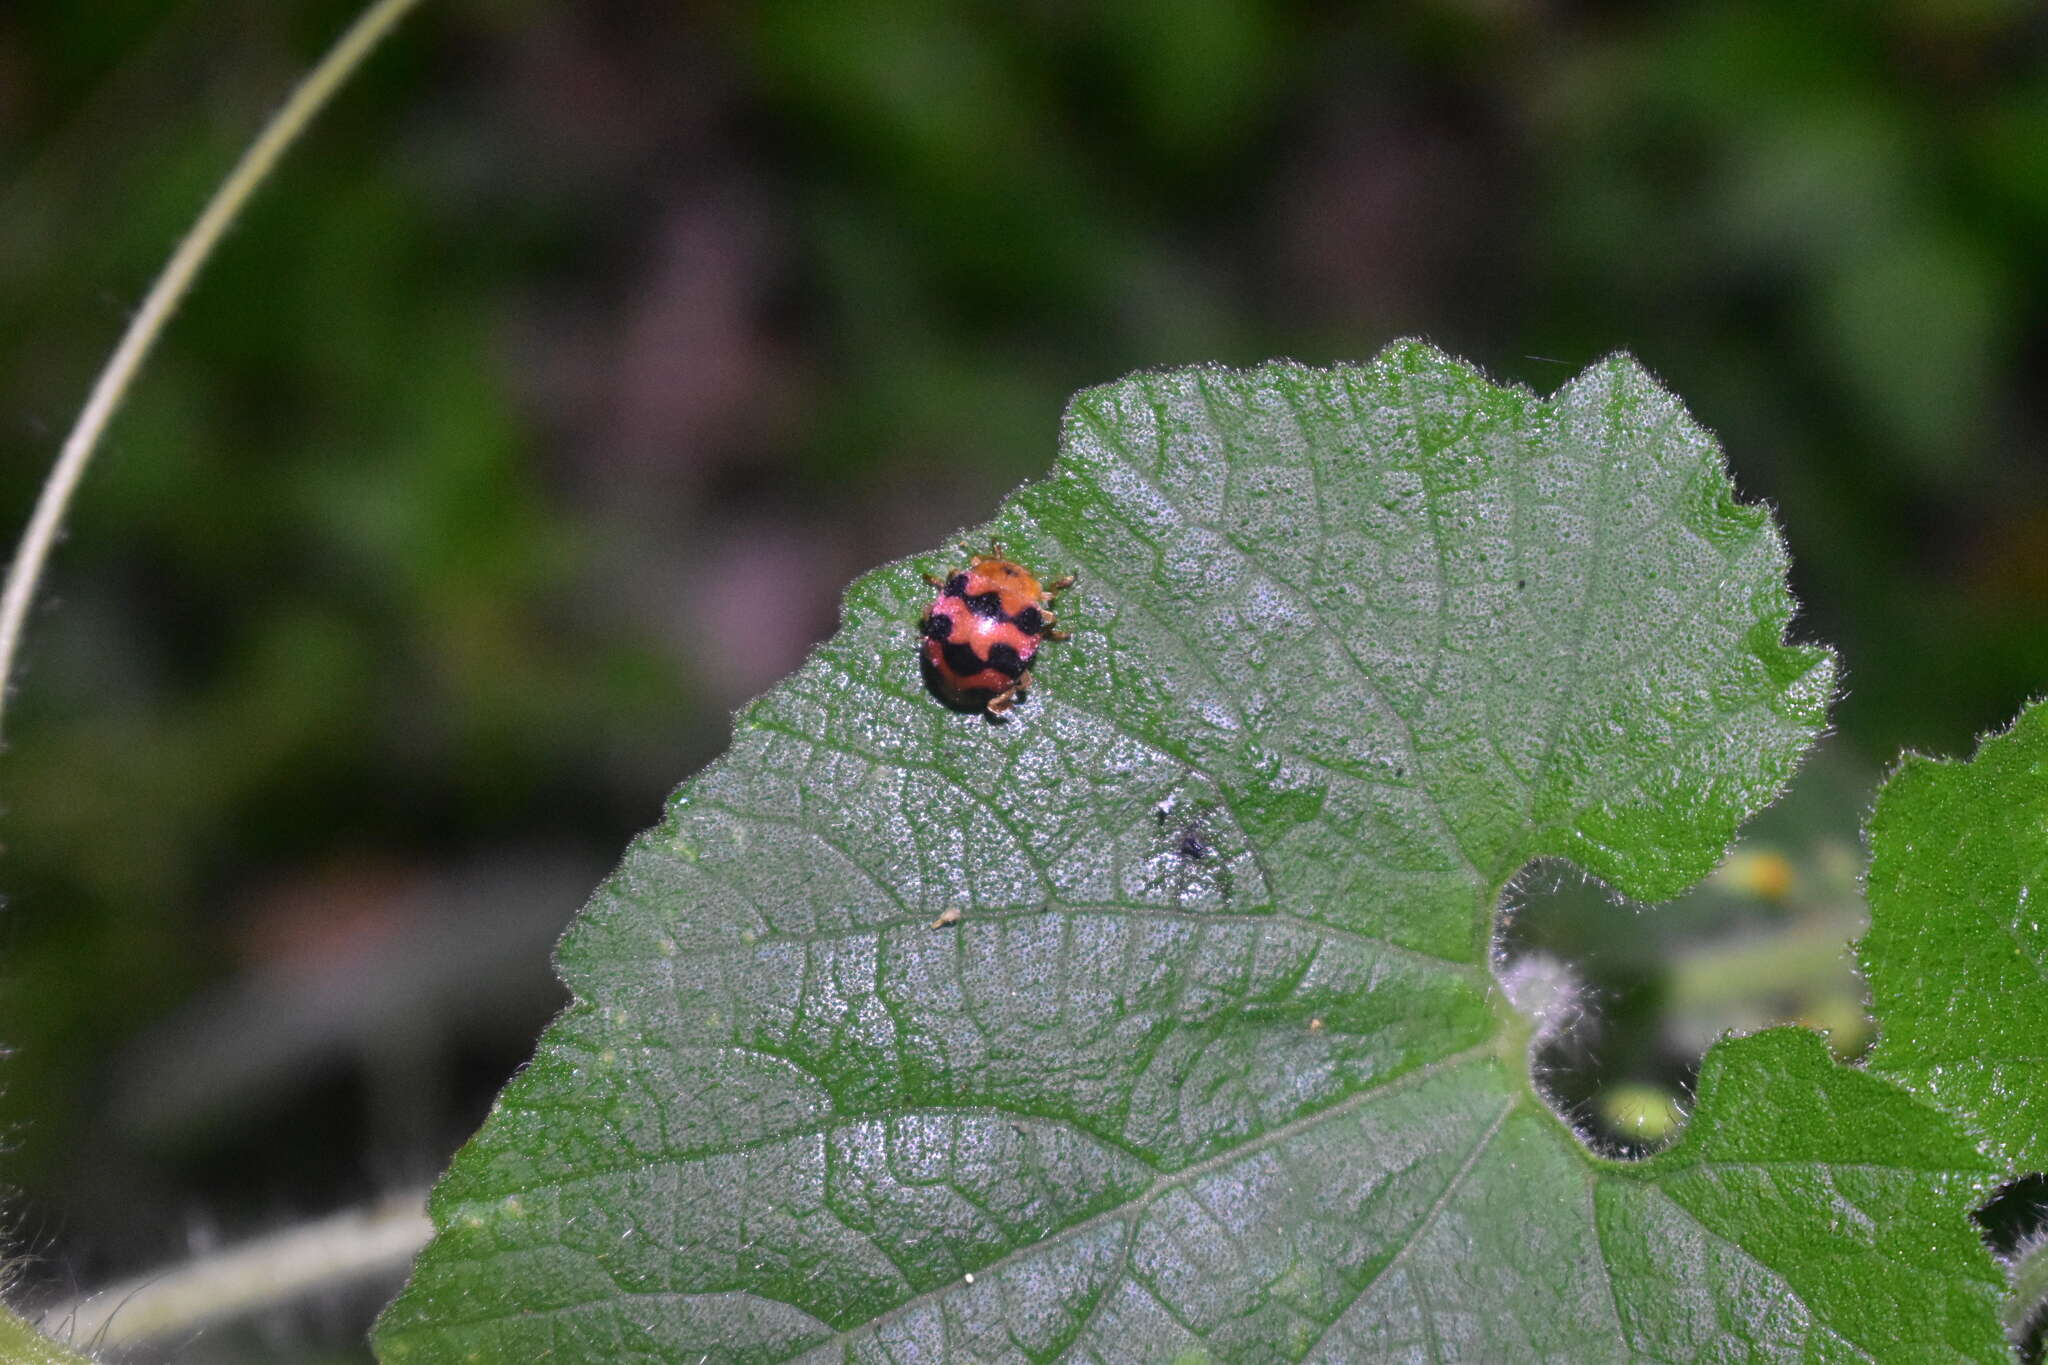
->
[377,344,2005,1362]
[1865,699,2048,1170]
[0,1306,93,1365]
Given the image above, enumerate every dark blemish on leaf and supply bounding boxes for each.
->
[1157,801,1235,905]
[1517,579,1527,590]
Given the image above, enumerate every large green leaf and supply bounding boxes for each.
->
[375,344,2004,1362]
[1864,700,2048,1171]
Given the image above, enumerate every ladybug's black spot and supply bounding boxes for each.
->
[984,642,1026,678]
[921,651,993,713]
[941,640,987,678]
[922,611,954,641]
[1012,605,1044,635]
[963,590,1004,618]
[945,572,970,597]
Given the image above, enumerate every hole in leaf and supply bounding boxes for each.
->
[1978,1173,2048,1257]
[2022,1311,2047,1365]
[1978,1176,2048,1364]
[1494,751,1873,1159]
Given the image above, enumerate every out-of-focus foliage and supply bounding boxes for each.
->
[1500,747,1877,1155]
[0,0,2043,1354]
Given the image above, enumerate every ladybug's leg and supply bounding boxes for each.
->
[1045,627,1071,641]
[985,670,1033,716]
[1044,575,1075,595]
[922,571,946,587]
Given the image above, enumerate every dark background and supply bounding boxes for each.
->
[1,0,2044,1358]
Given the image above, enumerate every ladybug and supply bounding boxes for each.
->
[919,543,1073,715]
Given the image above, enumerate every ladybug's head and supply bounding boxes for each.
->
[969,556,1042,597]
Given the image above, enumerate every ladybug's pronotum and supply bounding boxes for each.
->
[918,544,1073,715]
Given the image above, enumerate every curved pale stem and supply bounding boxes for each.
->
[0,0,429,740]
[45,1189,431,1349]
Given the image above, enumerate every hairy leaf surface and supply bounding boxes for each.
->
[377,344,2004,1362]
[1865,699,2048,1172]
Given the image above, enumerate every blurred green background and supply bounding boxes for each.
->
[1,0,2045,1356]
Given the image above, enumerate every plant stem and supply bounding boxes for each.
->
[0,0,429,741]
[43,1189,432,1349]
